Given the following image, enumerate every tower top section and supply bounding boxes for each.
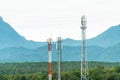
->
[48,38,52,44]
[81,15,87,30]
[57,37,62,43]
[57,37,62,50]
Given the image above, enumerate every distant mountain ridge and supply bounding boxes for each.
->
[96,42,120,62]
[0,16,120,62]
[62,38,80,46]
[0,44,104,62]
[0,43,120,62]
[87,25,120,47]
[1,16,120,48]
[0,17,45,49]
[62,25,120,48]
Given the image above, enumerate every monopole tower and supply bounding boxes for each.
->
[57,37,62,80]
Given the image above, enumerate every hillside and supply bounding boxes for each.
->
[62,25,120,48]
[96,43,120,62]
[0,44,104,62]
[0,17,45,49]
[87,25,120,47]
[0,16,120,62]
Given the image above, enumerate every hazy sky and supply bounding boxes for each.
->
[0,0,120,41]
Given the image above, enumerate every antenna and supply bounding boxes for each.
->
[80,15,88,80]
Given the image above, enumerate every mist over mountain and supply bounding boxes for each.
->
[0,17,45,49]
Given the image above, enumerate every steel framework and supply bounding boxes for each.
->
[80,15,88,80]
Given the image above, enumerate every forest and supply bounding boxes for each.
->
[0,61,120,80]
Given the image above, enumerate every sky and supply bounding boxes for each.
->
[0,0,120,41]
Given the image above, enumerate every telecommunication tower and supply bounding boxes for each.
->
[80,15,88,80]
[57,37,62,80]
[48,38,52,80]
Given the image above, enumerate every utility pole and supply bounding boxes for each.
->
[57,37,62,80]
[80,15,88,80]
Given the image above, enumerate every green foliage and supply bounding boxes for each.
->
[0,62,120,80]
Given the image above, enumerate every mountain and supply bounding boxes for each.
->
[96,43,120,62]
[0,16,120,62]
[0,44,104,62]
[0,17,45,49]
[62,38,80,46]
[87,25,120,47]
[1,16,120,48]
[62,25,120,48]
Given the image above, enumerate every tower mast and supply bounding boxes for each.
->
[48,38,52,80]
[80,15,88,80]
[57,37,62,80]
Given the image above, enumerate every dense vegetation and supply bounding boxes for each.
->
[0,62,120,80]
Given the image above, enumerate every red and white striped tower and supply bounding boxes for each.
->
[48,38,52,80]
